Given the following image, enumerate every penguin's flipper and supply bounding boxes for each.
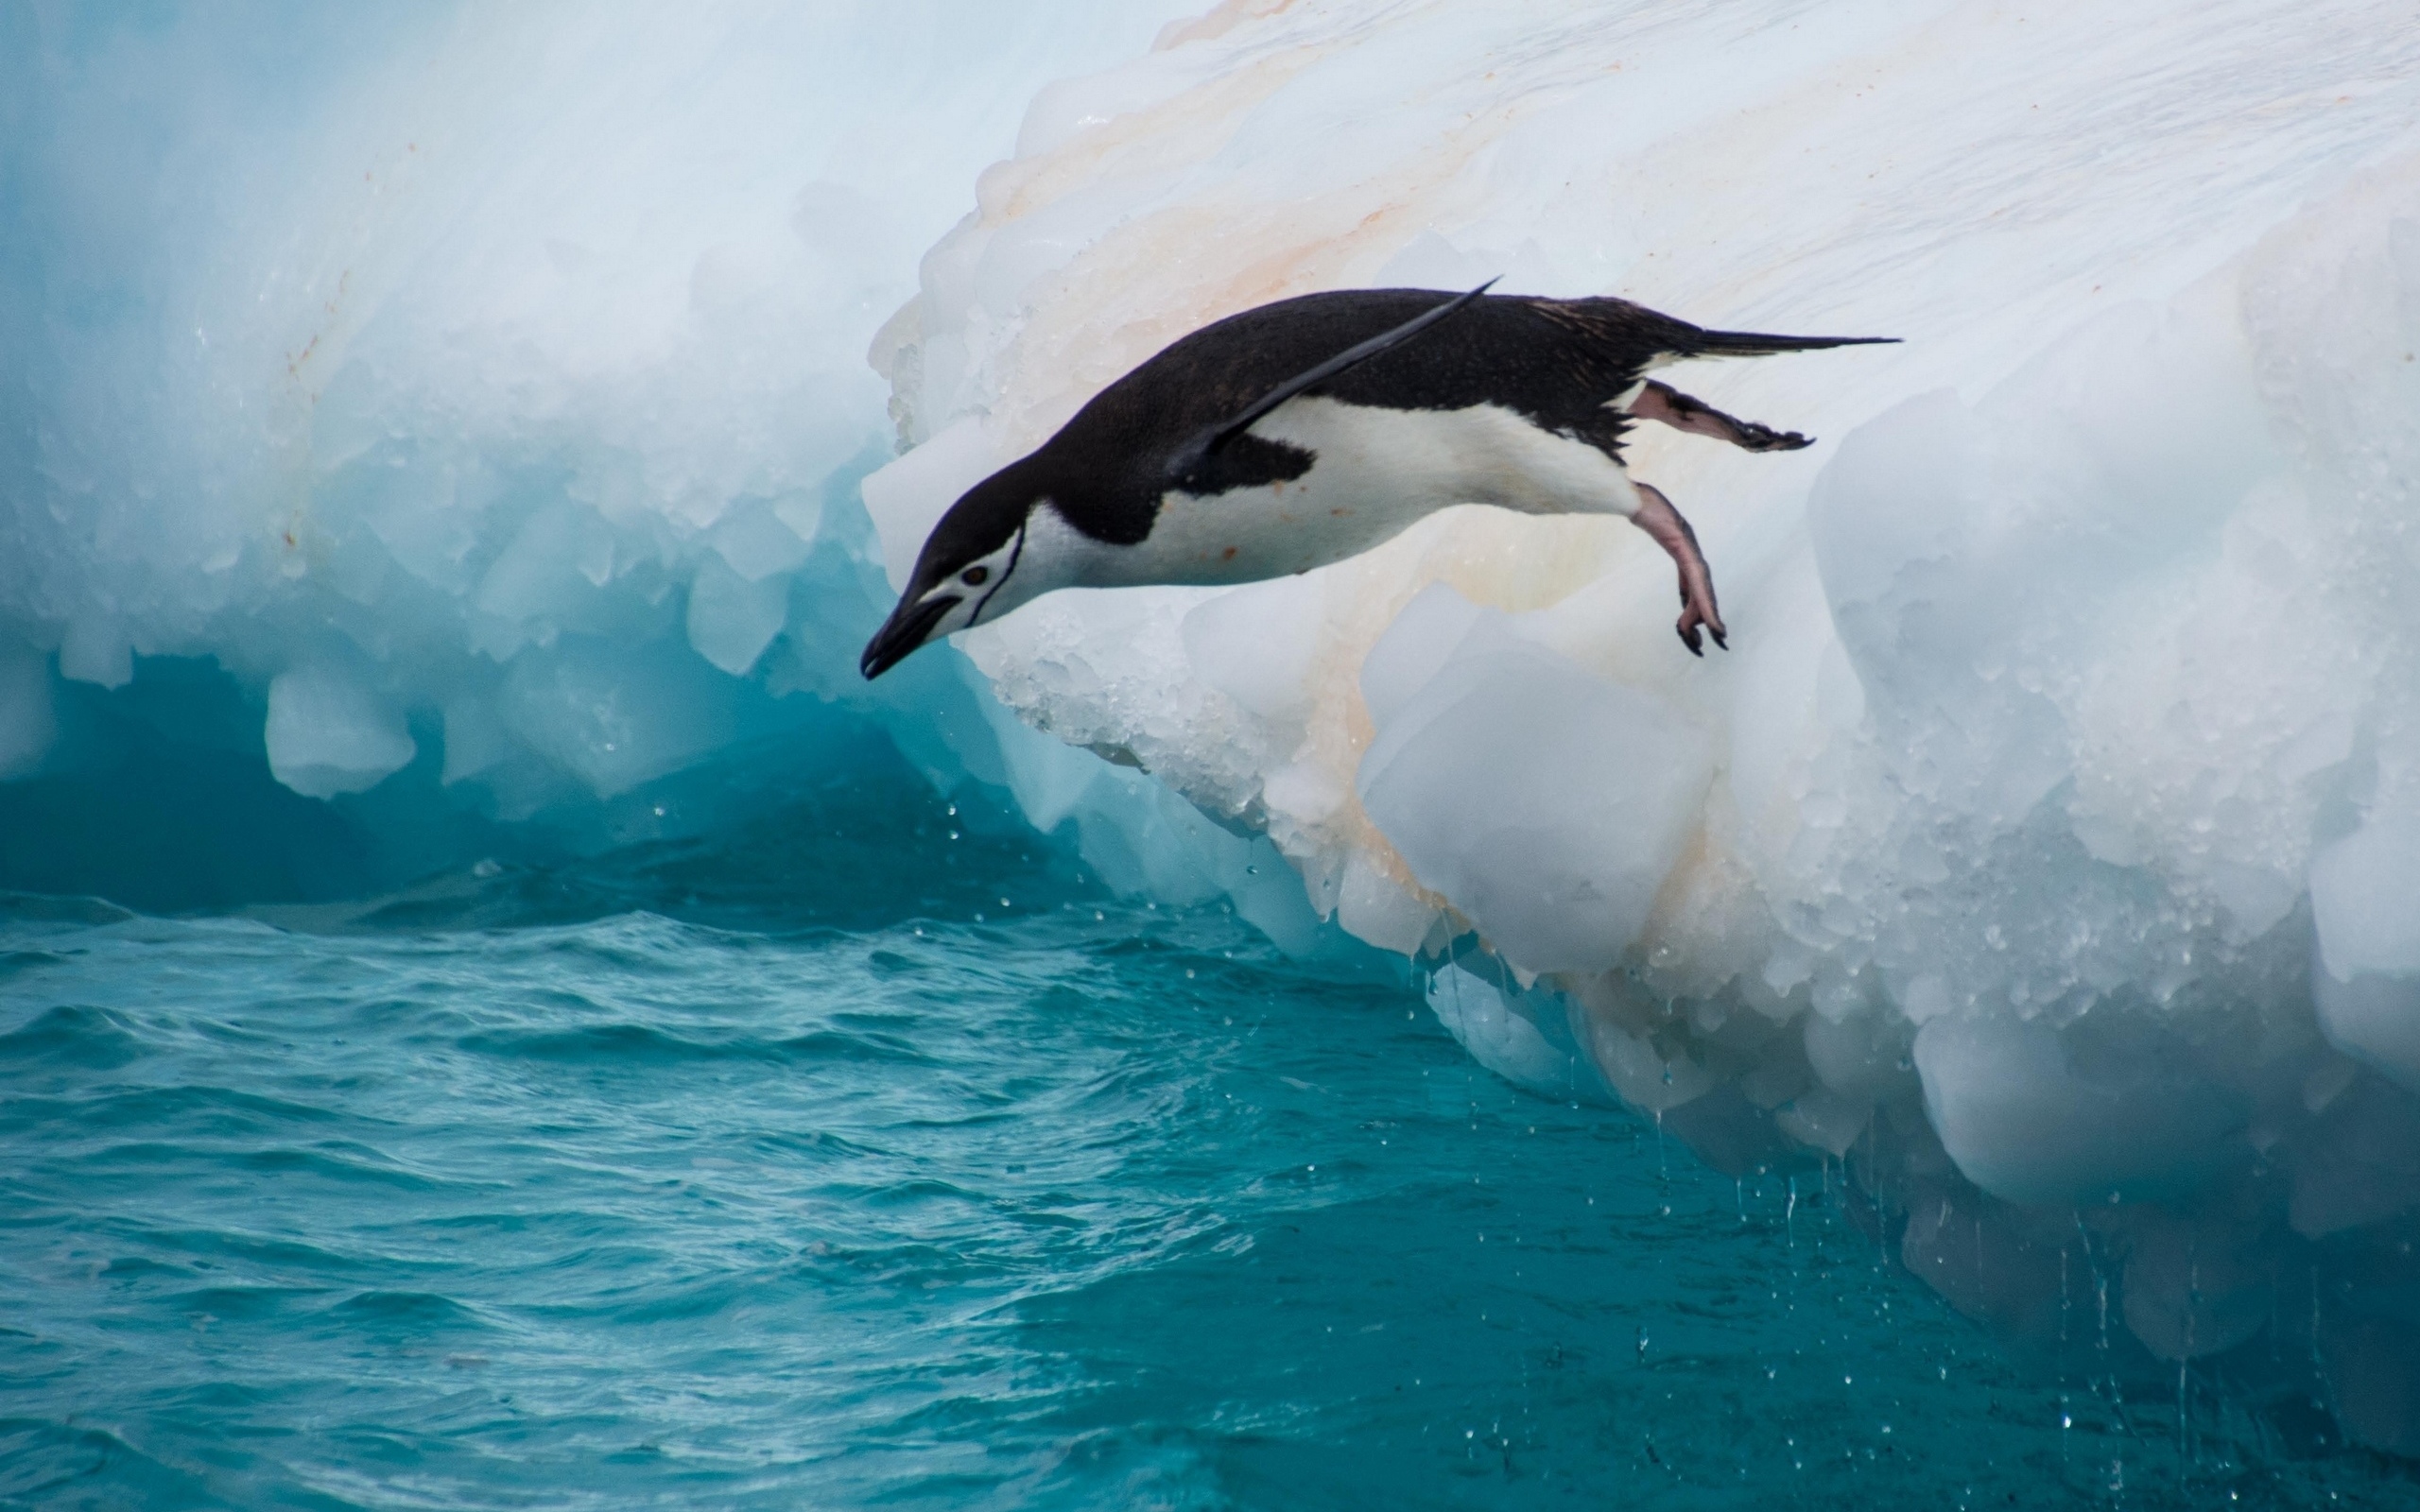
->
[1168,278,1497,486]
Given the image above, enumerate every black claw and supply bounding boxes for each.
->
[1679,625,1703,657]
[1711,627,1729,650]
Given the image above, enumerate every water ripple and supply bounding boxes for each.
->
[1,898,2408,1509]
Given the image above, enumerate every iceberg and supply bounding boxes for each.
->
[9,0,2420,1459]
[856,0,2420,1455]
[0,0,1256,902]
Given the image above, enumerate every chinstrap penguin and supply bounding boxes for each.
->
[860,284,1892,679]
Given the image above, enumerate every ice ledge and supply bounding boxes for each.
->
[863,1,2420,1451]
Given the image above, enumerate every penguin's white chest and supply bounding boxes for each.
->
[1091,396,1642,587]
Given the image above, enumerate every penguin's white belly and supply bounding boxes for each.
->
[1098,397,1641,587]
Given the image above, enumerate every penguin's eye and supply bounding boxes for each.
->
[960,565,990,586]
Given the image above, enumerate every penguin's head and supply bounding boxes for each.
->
[859,464,1057,679]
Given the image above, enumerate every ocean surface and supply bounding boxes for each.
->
[3,761,2411,1510]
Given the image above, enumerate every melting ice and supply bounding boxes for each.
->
[9,0,2420,1462]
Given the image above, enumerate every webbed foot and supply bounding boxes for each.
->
[1632,481,1727,658]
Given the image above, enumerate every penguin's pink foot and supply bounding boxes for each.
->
[1631,380,1810,453]
[1630,481,1726,656]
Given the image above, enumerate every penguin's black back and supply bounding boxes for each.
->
[1030,289,1873,545]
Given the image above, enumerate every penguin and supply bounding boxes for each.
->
[859,282,1892,679]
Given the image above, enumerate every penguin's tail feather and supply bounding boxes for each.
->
[1685,329,1899,356]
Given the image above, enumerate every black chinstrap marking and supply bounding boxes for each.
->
[967,522,1026,626]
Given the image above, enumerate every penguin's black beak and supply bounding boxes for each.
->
[859,593,959,680]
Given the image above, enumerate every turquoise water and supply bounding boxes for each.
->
[3,772,2411,1509]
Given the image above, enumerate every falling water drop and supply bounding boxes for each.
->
[2060,1248,2070,1346]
